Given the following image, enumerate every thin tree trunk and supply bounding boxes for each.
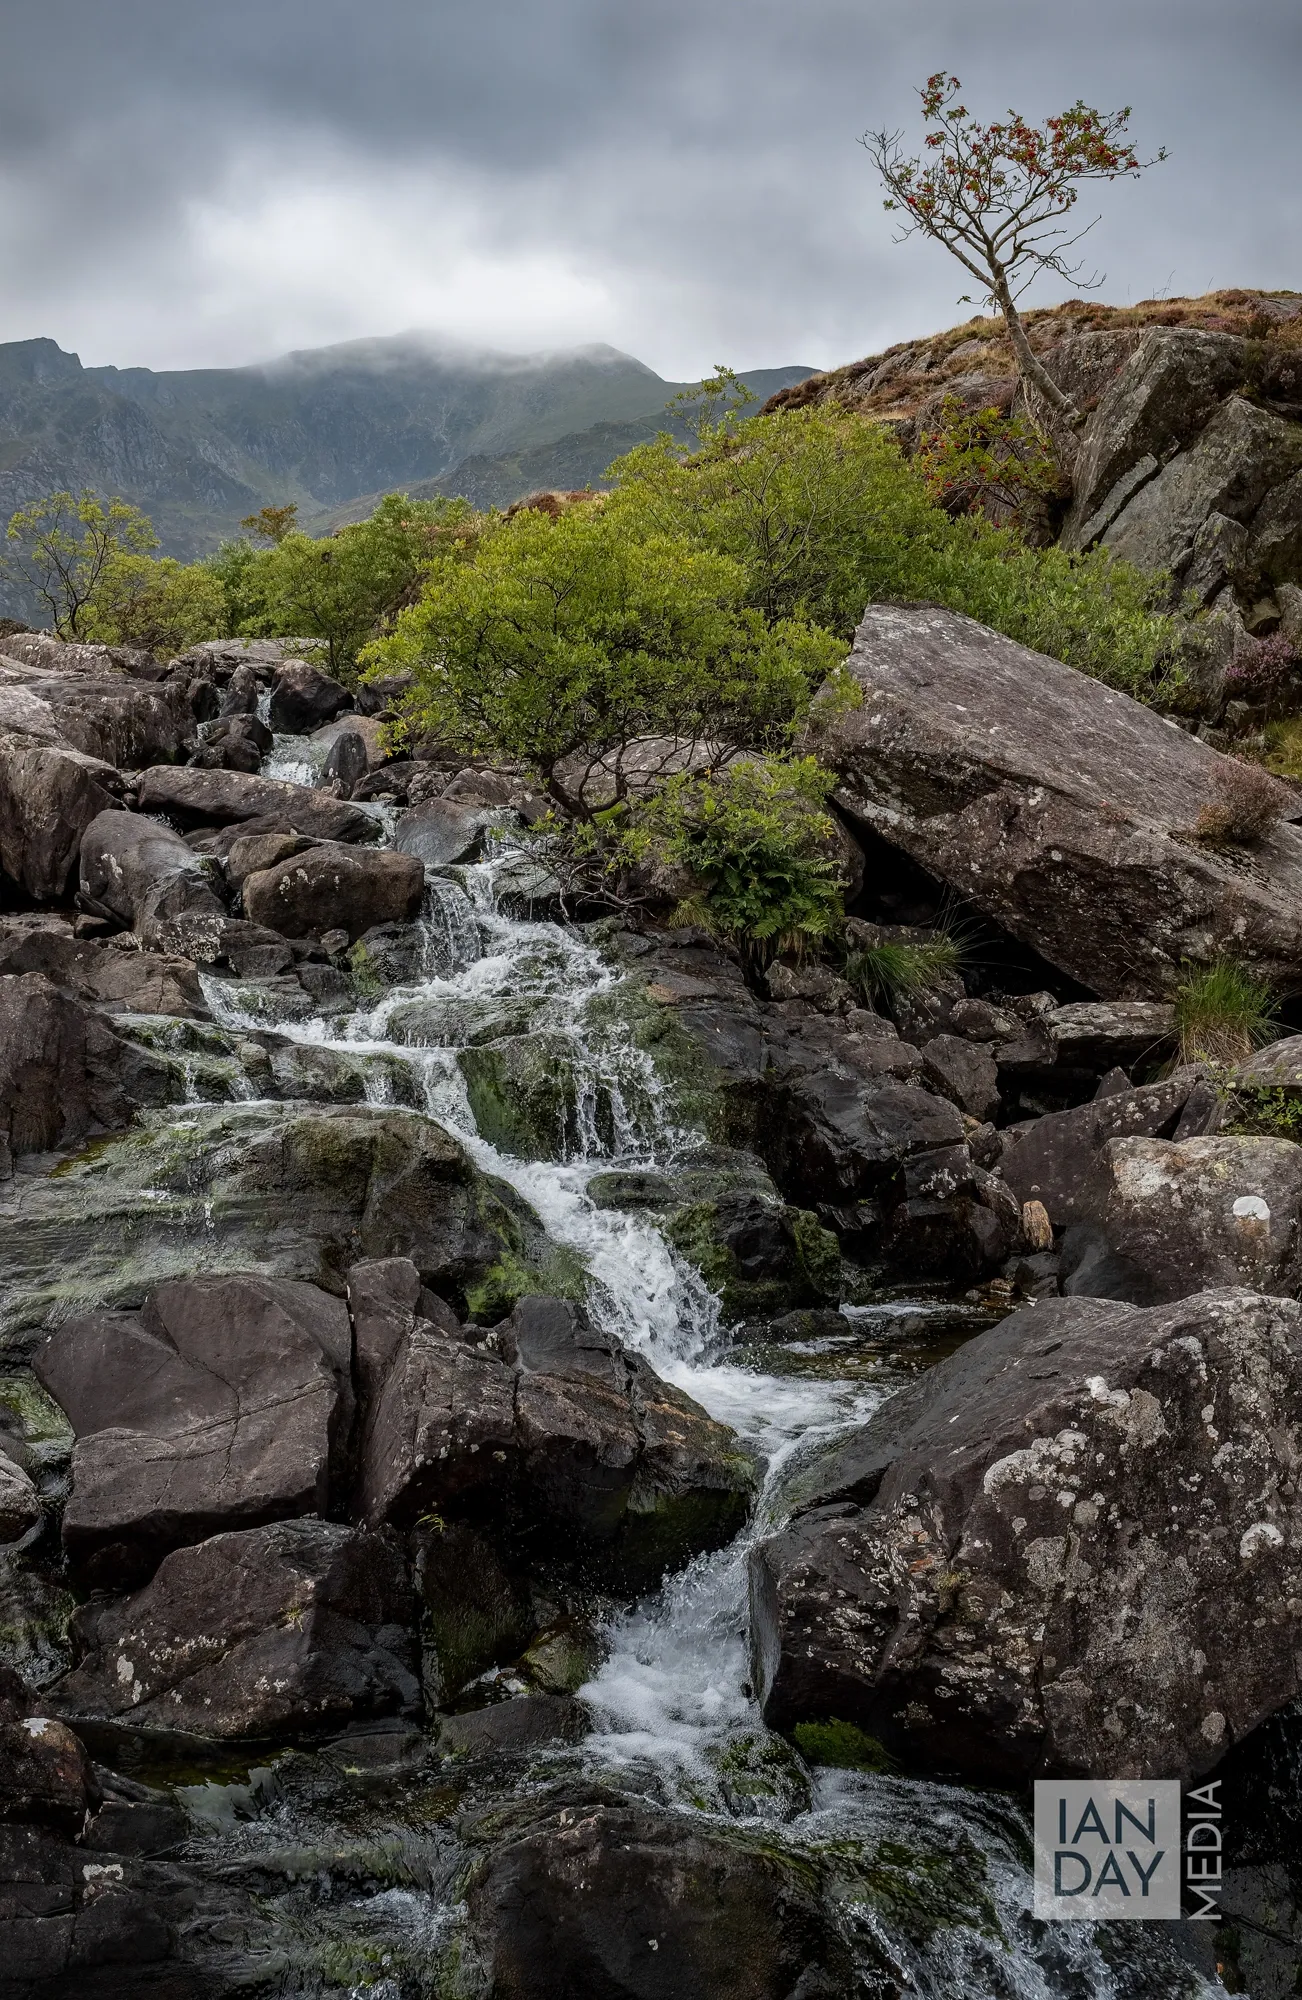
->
[988,266,1081,473]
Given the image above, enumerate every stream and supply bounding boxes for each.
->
[139,750,1219,1997]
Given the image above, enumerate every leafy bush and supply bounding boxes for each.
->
[79,552,227,654]
[1225,630,1298,706]
[594,754,846,963]
[1223,1084,1302,1144]
[368,505,845,806]
[606,401,1178,698]
[845,933,964,1007]
[238,493,470,677]
[916,394,1062,529]
[1174,958,1277,1066]
[2,490,159,637]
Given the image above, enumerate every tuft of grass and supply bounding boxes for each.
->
[845,934,963,1008]
[1174,958,1278,1066]
[1193,757,1293,847]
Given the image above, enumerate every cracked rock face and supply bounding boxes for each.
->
[751,1287,1302,1782]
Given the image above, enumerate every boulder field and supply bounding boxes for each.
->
[5,612,1302,1991]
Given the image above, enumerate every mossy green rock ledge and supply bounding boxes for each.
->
[0,1101,558,1352]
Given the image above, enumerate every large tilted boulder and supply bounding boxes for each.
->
[79,809,226,944]
[35,1277,355,1585]
[393,798,501,867]
[0,1103,551,1352]
[808,602,1302,997]
[7,675,188,769]
[53,1519,420,1739]
[135,765,375,842]
[242,841,424,942]
[464,1792,850,2000]
[357,1293,753,1588]
[1000,1072,1205,1226]
[0,736,120,900]
[751,1287,1302,1782]
[0,913,206,1018]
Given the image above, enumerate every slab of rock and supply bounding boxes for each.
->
[751,1287,1302,1781]
[1064,1134,1302,1304]
[223,829,316,888]
[1000,1074,1199,1225]
[808,602,1302,996]
[15,675,188,769]
[0,1102,551,1354]
[54,1519,420,1739]
[393,799,500,866]
[135,765,375,842]
[1042,1000,1176,1073]
[345,1255,459,1405]
[465,1793,849,2000]
[35,1276,354,1585]
[357,1295,753,1587]
[79,809,226,945]
[268,659,352,732]
[0,917,206,1018]
[242,841,424,941]
[438,1692,586,1758]
[0,736,120,901]
[0,972,154,1166]
[1237,1035,1302,1090]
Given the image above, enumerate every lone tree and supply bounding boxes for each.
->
[863,75,1164,447]
[2,490,158,637]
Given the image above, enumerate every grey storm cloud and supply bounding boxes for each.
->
[0,0,1297,374]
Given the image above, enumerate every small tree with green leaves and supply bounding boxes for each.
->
[79,552,227,655]
[2,490,159,637]
[863,75,1165,447]
[368,502,845,810]
[240,502,299,545]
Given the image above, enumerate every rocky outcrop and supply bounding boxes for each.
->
[135,765,376,842]
[0,1102,553,1352]
[35,1277,355,1585]
[809,602,1302,996]
[242,841,424,941]
[1063,1134,1302,1304]
[1000,1073,1204,1225]
[392,798,501,866]
[268,659,352,733]
[0,972,167,1169]
[0,914,206,1017]
[752,1287,1302,1782]
[357,1293,753,1588]
[54,1518,420,1739]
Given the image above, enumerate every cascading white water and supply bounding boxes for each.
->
[195,841,1222,1998]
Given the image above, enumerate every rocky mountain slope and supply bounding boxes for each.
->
[0,333,810,602]
[770,288,1302,655]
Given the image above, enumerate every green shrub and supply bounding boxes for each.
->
[605,400,1179,698]
[845,934,964,1007]
[80,552,227,654]
[596,754,845,963]
[1174,958,1277,1066]
[367,505,845,804]
[1223,1084,1302,1143]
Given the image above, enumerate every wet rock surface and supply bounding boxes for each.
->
[753,1287,1302,1784]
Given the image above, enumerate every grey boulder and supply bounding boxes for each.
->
[54,1518,419,1740]
[0,736,120,900]
[135,764,375,842]
[268,659,352,732]
[242,841,424,941]
[35,1276,355,1585]
[79,809,226,945]
[751,1287,1302,1781]
[356,1293,754,1588]
[393,798,501,866]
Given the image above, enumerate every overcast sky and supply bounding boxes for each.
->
[0,0,1296,378]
